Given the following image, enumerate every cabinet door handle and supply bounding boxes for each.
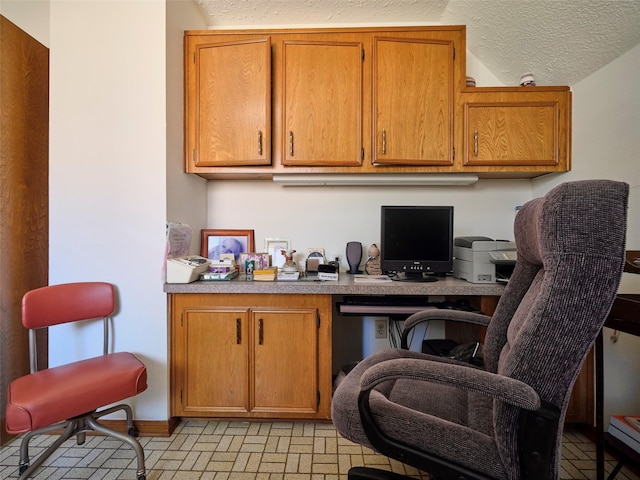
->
[289,131,294,157]
[382,129,387,155]
[236,318,241,344]
[258,130,263,156]
[473,130,479,156]
[258,319,264,345]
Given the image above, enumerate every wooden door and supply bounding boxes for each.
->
[251,309,319,414]
[464,101,559,166]
[0,15,49,446]
[373,36,454,165]
[175,307,250,416]
[186,37,271,167]
[282,40,363,166]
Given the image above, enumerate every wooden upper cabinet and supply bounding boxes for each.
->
[461,88,571,172]
[282,40,363,166]
[372,36,455,166]
[183,26,571,179]
[185,36,271,168]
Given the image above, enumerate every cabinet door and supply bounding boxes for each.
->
[373,36,454,165]
[186,37,271,167]
[251,309,319,414]
[464,101,559,166]
[177,307,250,415]
[282,40,363,166]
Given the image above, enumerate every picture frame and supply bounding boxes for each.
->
[239,252,270,273]
[264,238,291,268]
[201,229,255,262]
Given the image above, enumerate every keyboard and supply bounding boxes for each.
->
[339,295,433,315]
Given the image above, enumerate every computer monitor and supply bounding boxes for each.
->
[380,205,454,282]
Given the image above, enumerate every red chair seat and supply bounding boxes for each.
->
[6,352,147,434]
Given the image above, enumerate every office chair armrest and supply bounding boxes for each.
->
[401,309,491,349]
[360,357,541,411]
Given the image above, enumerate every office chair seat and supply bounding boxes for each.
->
[6,352,146,434]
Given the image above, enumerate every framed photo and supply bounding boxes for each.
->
[264,238,291,268]
[201,229,254,262]
[239,252,270,273]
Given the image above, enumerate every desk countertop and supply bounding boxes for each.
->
[163,275,506,296]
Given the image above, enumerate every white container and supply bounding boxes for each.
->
[166,256,210,283]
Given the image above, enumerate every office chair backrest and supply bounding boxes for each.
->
[482,180,628,473]
[22,282,115,329]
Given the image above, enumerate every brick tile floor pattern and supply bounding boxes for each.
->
[0,420,638,479]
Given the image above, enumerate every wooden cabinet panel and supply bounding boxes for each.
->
[186,36,271,167]
[461,88,571,174]
[0,15,49,447]
[465,102,558,166]
[565,349,594,424]
[170,293,332,420]
[180,308,250,415]
[282,40,363,166]
[251,309,318,414]
[373,36,454,165]
[183,26,571,179]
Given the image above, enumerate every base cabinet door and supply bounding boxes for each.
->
[171,294,332,420]
[251,309,319,415]
[177,307,250,415]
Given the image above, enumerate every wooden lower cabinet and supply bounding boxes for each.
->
[170,293,332,420]
[565,348,594,424]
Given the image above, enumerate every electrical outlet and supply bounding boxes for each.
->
[375,319,388,339]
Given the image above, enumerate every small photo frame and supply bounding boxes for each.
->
[201,229,255,263]
[239,252,270,273]
[264,238,291,268]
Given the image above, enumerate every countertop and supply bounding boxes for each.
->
[163,274,506,296]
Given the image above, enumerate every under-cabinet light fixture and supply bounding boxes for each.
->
[272,173,479,187]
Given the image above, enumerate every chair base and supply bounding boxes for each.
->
[16,403,146,480]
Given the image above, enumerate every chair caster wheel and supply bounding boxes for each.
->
[128,427,137,437]
[137,475,146,480]
[19,464,29,474]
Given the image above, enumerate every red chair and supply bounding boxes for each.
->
[5,282,148,480]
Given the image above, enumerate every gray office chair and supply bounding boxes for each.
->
[332,180,629,480]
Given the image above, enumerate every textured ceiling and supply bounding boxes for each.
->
[192,0,640,87]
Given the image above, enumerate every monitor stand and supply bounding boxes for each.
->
[392,272,438,283]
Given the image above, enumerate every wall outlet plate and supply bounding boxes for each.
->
[375,319,388,339]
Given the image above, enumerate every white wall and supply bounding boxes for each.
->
[166,0,208,244]
[0,0,49,46]
[207,180,530,269]
[533,43,640,423]
[46,1,168,420]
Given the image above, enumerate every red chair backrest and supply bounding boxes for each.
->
[22,282,115,329]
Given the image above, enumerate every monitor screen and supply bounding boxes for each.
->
[380,206,454,282]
